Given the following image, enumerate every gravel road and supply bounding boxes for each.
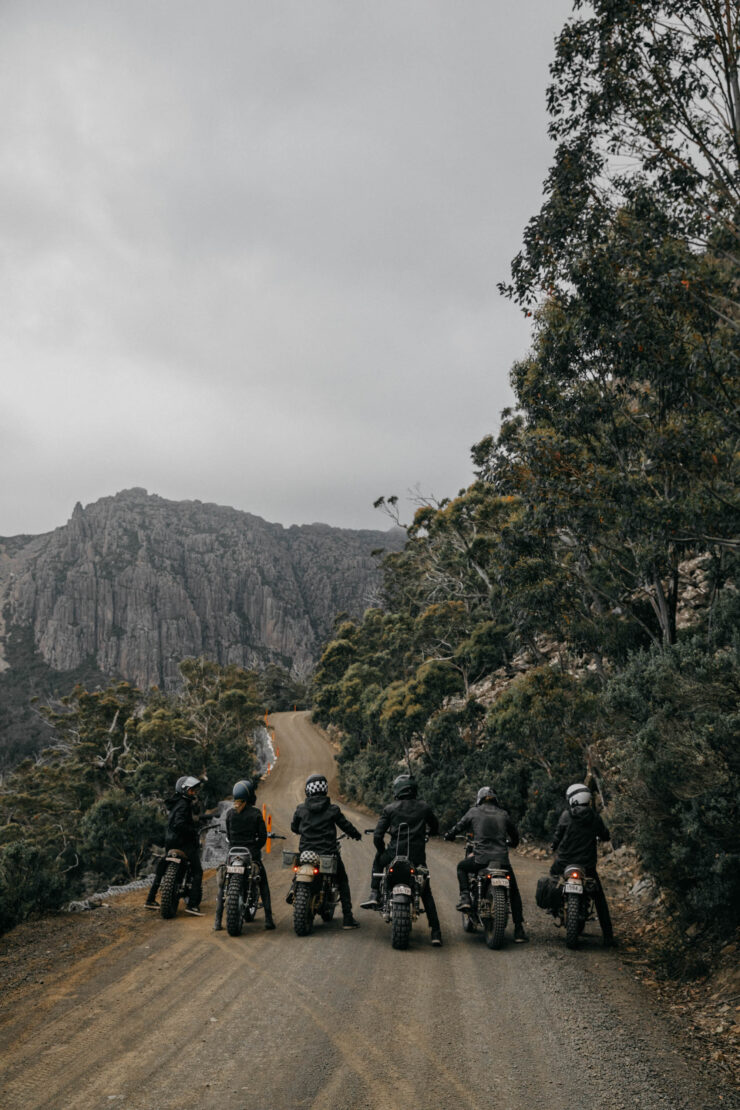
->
[1,711,737,1110]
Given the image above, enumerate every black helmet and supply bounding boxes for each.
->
[232,779,255,804]
[476,785,498,806]
[392,774,417,799]
[305,774,328,797]
[175,775,201,797]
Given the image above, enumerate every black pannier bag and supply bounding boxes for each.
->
[536,874,562,912]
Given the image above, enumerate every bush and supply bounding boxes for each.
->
[0,841,70,933]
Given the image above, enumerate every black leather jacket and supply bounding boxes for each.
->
[291,795,360,853]
[373,798,439,864]
[449,802,519,866]
[226,804,268,857]
[552,808,610,869]
[165,794,200,850]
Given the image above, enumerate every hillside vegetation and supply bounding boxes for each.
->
[312,1,740,950]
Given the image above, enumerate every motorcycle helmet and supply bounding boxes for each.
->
[175,775,202,796]
[232,779,255,804]
[476,785,498,806]
[392,774,417,799]
[305,774,329,797]
[566,782,592,815]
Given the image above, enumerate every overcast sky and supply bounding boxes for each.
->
[2,1,573,537]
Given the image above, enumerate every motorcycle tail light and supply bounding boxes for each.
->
[293,866,299,872]
[313,868,319,874]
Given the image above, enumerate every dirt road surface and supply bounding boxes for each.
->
[1,711,737,1110]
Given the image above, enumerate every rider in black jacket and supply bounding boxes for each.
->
[360,775,443,946]
[445,786,528,942]
[145,775,205,914]
[290,773,362,928]
[550,783,615,946]
[214,779,275,932]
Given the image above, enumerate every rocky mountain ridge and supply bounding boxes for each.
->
[0,488,401,692]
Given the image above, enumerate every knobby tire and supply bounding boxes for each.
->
[391,902,412,950]
[485,888,508,950]
[293,884,314,936]
[225,877,244,936]
[566,892,581,949]
[159,863,181,919]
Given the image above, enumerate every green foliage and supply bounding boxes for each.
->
[0,657,264,933]
[604,635,740,933]
[0,841,70,934]
[311,6,739,953]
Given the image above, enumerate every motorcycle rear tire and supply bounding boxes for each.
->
[391,903,412,950]
[485,888,507,950]
[159,862,181,920]
[320,893,338,922]
[225,878,244,936]
[565,892,581,949]
[293,884,314,936]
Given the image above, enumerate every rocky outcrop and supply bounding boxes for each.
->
[0,489,401,690]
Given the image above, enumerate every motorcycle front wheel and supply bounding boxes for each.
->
[391,902,412,950]
[225,877,244,936]
[293,883,314,936]
[159,862,181,919]
[462,912,476,933]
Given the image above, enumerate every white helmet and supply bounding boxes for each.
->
[175,775,202,796]
[566,782,591,815]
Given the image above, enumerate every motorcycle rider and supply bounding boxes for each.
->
[214,779,275,932]
[444,785,528,942]
[289,773,362,929]
[550,782,615,946]
[145,775,205,915]
[360,774,443,947]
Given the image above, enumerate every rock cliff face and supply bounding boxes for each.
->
[0,489,401,689]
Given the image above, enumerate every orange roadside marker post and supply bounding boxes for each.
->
[265,812,272,853]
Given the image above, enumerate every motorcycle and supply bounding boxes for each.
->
[283,833,348,936]
[364,824,428,950]
[158,847,197,919]
[158,820,221,919]
[453,835,511,950]
[557,863,598,949]
[223,834,285,937]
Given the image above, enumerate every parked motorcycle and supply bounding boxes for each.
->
[223,834,285,936]
[158,821,220,919]
[558,864,598,949]
[453,835,511,949]
[283,833,348,936]
[364,824,428,950]
[158,848,196,919]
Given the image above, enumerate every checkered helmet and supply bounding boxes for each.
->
[305,774,328,797]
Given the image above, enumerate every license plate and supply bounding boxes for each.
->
[490,877,509,887]
[392,885,412,895]
[564,882,583,894]
[227,865,245,874]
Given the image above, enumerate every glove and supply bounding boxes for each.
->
[444,831,456,842]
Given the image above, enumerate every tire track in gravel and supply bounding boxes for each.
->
[1,711,737,1110]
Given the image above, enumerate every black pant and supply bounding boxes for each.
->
[336,855,353,916]
[148,845,203,908]
[550,861,613,940]
[216,859,272,921]
[457,856,523,926]
[370,848,441,933]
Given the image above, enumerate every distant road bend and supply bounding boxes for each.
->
[0,712,736,1110]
